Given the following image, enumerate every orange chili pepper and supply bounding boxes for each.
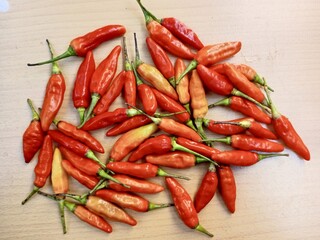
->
[175,58,190,111]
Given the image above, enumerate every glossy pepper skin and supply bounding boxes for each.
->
[72,51,95,122]
[194,163,218,213]
[40,40,66,132]
[203,118,247,136]
[176,137,219,158]
[217,165,236,213]
[23,99,45,163]
[165,177,213,237]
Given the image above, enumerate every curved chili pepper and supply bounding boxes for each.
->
[176,137,219,158]
[47,130,105,168]
[217,165,236,213]
[81,107,142,131]
[51,148,69,234]
[72,51,95,123]
[28,25,126,66]
[79,45,121,128]
[93,70,126,115]
[137,4,195,60]
[165,177,213,237]
[23,99,45,163]
[106,115,152,136]
[209,96,272,124]
[40,40,66,132]
[106,162,189,180]
[109,123,158,162]
[146,37,175,86]
[95,189,172,212]
[204,134,284,152]
[265,87,310,160]
[175,58,190,111]
[194,163,218,213]
[211,150,288,166]
[108,174,164,194]
[53,120,104,153]
[146,151,208,169]
[64,201,112,233]
[137,0,204,50]
[134,33,178,101]
[176,41,241,83]
[22,135,53,205]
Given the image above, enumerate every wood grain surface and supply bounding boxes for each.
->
[1,0,320,239]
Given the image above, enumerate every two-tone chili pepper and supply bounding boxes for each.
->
[217,165,236,213]
[22,99,45,163]
[28,25,126,66]
[175,58,190,112]
[22,135,53,205]
[95,189,172,212]
[40,40,66,132]
[165,177,213,237]
[194,163,218,213]
[78,45,121,128]
[72,51,95,123]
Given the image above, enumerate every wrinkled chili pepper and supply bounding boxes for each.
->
[106,162,189,180]
[176,137,220,158]
[165,177,213,237]
[203,134,284,152]
[47,130,105,168]
[211,150,288,166]
[265,86,310,160]
[22,135,53,205]
[40,40,66,132]
[106,115,152,136]
[51,148,69,234]
[146,37,175,87]
[194,163,218,213]
[93,70,126,115]
[209,96,272,124]
[28,25,126,66]
[137,0,204,50]
[72,51,95,123]
[134,33,178,101]
[175,58,190,112]
[95,189,172,212]
[53,119,104,153]
[137,2,195,59]
[217,165,236,213]
[176,41,242,83]
[109,123,158,162]
[79,45,121,128]
[23,99,45,163]
[64,201,112,233]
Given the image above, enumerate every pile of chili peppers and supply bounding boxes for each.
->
[21,0,310,238]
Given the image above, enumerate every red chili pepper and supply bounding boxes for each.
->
[137,3,195,60]
[40,40,66,132]
[209,96,272,124]
[165,177,213,237]
[53,120,104,153]
[175,58,190,111]
[217,165,236,213]
[194,163,218,213]
[204,134,284,152]
[108,174,164,194]
[93,70,126,115]
[265,87,310,160]
[106,115,152,136]
[109,123,158,162]
[211,150,288,166]
[81,107,142,131]
[23,99,45,163]
[28,25,126,66]
[176,137,219,158]
[79,45,121,128]
[203,117,247,136]
[95,189,172,212]
[72,51,95,123]
[64,201,112,233]
[47,130,105,168]
[146,37,175,86]
[22,135,53,205]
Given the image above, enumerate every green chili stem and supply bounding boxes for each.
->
[156,168,190,180]
[176,59,198,85]
[27,99,40,121]
[78,93,101,129]
[21,186,40,205]
[148,202,174,211]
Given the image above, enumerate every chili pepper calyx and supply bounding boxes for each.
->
[64,201,77,213]
[85,150,106,169]
[157,167,190,180]
[176,59,198,84]
[27,98,40,121]
[208,97,231,108]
